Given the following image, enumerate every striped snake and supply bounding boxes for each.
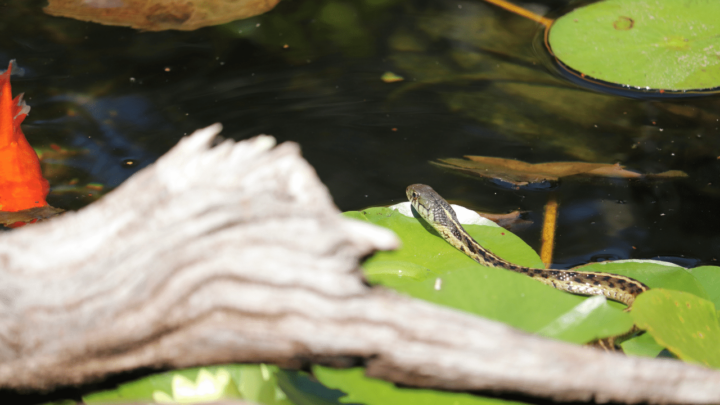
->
[406,184,648,307]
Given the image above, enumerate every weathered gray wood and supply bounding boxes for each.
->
[0,124,718,404]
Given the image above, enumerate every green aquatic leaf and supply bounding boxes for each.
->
[620,331,665,358]
[548,0,720,90]
[152,368,243,403]
[230,364,293,405]
[535,295,631,343]
[688,266,720,309]
[575,260,710,299]
[631,289,720,368]
[82,368,172,403]
[82,364,294,404]
[312,366,528,405]
[346,206,634,343]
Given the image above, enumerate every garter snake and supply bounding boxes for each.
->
[406,184,648,307]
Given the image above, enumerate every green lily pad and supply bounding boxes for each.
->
[575,260,710,299]
[620,331,665,358]
[346,207,634,343]
[312,366,528,405]
[548,0,720,90]
[348,205,720,352]
[82,364,294,404]
[631,289,720,368]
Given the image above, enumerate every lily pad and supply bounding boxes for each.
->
[631,289,720,368]
[346,207,635,343]
[433,156,688,189]
[83,364,298,404]
[688,266,720,309]
[620,331,665,358]
[312,366,527,405]
[575,260,710,300]
[348,204,720,352]
[548,0,720,91]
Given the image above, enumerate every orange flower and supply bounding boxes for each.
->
[0,62,49,212]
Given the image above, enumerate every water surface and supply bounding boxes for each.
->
[2,0,720,268]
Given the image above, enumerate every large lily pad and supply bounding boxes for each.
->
[346,207,635,343]
[548,0,720,91]
[347,204,720,353]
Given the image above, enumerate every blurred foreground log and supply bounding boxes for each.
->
[0,124,718,404]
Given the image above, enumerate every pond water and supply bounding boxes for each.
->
[3,0,720,269]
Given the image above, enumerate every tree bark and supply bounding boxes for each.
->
[0,124,718,404]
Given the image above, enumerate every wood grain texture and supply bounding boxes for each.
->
[0,124,718,404]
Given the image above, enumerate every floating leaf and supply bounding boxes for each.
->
[83,364,299,404]
[44,0,280,31]
[347,206,634,343]
[581,260,714,356]
[152,368,242,403]
[548,0,720,91]
[688,266,720,310]
[575,260,709,300]
[620,330,665,358]
[631,289,720,368]
[348,204,720,350]
[433,156,687,188]
[313,366,526,405]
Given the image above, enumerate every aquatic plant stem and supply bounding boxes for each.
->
[540,193,558,267]
[483,0,553,28]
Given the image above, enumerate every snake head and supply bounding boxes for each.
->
[406,184,435,205]
[406,184,443,221]
[406,184,420,203]
[406,183,460,228]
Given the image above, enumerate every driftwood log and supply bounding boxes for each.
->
[0,124,719,404]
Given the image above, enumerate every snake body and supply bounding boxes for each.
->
[406,184,648,307]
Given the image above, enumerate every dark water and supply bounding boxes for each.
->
[3,0,720,269]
